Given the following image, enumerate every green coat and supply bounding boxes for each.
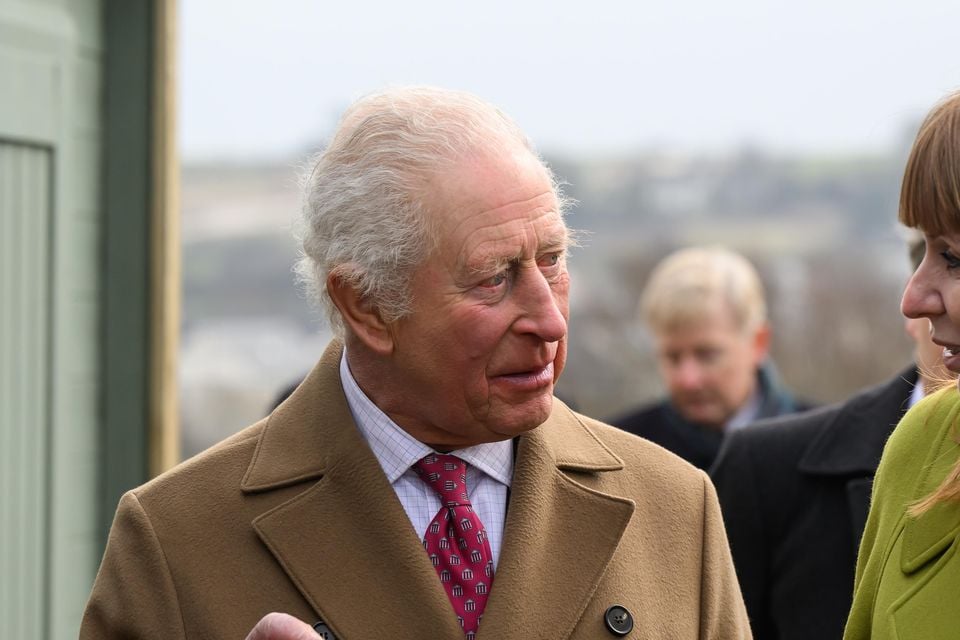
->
[844,387,960,640]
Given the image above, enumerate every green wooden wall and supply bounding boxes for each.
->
[0,1,159,636]
[0,140,53,639]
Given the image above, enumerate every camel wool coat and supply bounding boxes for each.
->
[81,341,750,639]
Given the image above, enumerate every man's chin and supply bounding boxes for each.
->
[677,405,724,429]
[488,396,553,438]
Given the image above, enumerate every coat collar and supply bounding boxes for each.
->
[244,340,462,638]
[797,366,917,476]
[242,339,625,489]
[754,359,800,419]
[242,339,633,639]
[240,340,346,491]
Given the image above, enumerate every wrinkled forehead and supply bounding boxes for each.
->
[424,148,563,242]
[451,204,569,278]
[462,212,570,268]
[434,145,553,200]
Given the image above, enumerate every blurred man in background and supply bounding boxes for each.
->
[709,235,943,639]
[610,246,808,469]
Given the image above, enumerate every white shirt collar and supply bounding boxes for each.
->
[909,377,926,409]
[338,350,513,486]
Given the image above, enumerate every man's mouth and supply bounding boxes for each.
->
[493,362,555,390]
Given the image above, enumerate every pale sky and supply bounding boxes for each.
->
[179,0,960,161]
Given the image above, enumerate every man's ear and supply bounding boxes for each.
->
[751,322,772,364]
[327,269,395,355]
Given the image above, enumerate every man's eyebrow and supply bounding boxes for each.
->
[465,253,515,277]
[463,230,572,277]
[539,227,572,251]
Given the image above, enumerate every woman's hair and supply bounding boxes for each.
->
[296,86,566,333]
[900,90,960,234]
[902,90,960,516]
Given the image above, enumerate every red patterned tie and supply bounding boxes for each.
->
[414,454,495,639]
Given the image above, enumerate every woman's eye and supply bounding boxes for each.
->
[941,250,960,270]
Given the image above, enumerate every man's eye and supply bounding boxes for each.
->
[539,253,561,267]
[941,250,960,270]
[696,349,721,364]
[482,272,508,287]
[662,352,682,366]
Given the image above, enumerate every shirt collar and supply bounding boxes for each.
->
[339,350,513,486]
[909,378,926,409]
[725,387,762,432]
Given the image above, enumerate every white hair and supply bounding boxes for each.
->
[296,86,567,333]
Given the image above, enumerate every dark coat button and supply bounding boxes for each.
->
[604,605,634,636]
[313,620,336,639]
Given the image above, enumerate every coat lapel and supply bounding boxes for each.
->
[241,342,635,639]
[901,411,960,575]
[479,404,635,640]
[797,366,916,477]
[242,341,462,639]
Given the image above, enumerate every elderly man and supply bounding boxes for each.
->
[610,247,808,470]
[81,88,749,639]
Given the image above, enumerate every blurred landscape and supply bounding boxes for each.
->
[180,137,919,457]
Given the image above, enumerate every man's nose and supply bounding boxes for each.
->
[672,359,705,390]
[513,269,567,342]
[901,263,944,320]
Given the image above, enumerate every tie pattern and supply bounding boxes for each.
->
[414,454,495,639]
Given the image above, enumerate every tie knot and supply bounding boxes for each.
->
[414,454,470,506]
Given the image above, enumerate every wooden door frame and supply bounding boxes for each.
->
[101,0,179,540]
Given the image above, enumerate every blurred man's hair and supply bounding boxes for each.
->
[640,246,767,335]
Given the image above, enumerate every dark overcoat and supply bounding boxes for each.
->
[710,366,917,640]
